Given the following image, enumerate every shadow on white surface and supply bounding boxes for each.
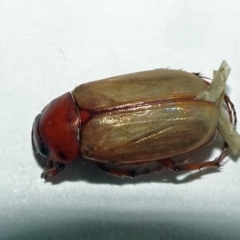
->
[5,208,239,240]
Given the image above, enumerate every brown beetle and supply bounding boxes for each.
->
[32,61,240,179]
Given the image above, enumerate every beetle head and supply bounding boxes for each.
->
[32,92,80,178]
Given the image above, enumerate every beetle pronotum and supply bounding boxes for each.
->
[32,61,240,179]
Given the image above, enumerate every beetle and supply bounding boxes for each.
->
[32,61,240,179]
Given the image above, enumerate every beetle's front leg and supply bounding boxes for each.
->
[41,160,65,179]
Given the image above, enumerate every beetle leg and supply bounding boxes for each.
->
[47,159,53,168]
[169,143,229,172]
[224,94,237,129]
[41,160,65,179]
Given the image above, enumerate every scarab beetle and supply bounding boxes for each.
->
[32,61,240,179]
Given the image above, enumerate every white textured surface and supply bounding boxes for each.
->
[1,1,240,239]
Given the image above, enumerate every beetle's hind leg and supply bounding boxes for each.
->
[224,94,237,129]
[166,143,229,172]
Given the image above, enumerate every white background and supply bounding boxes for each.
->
[1,1,240,239]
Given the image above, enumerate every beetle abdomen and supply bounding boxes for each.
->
[81,100,218,163]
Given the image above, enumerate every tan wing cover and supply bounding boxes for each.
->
[80,101,218,162]
[72,61,240,161]
[72,69,208,111]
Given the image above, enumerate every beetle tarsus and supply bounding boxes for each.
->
[41,162,65,179]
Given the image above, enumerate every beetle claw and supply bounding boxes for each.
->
[41,169,58,179]
[41,163,65,179]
